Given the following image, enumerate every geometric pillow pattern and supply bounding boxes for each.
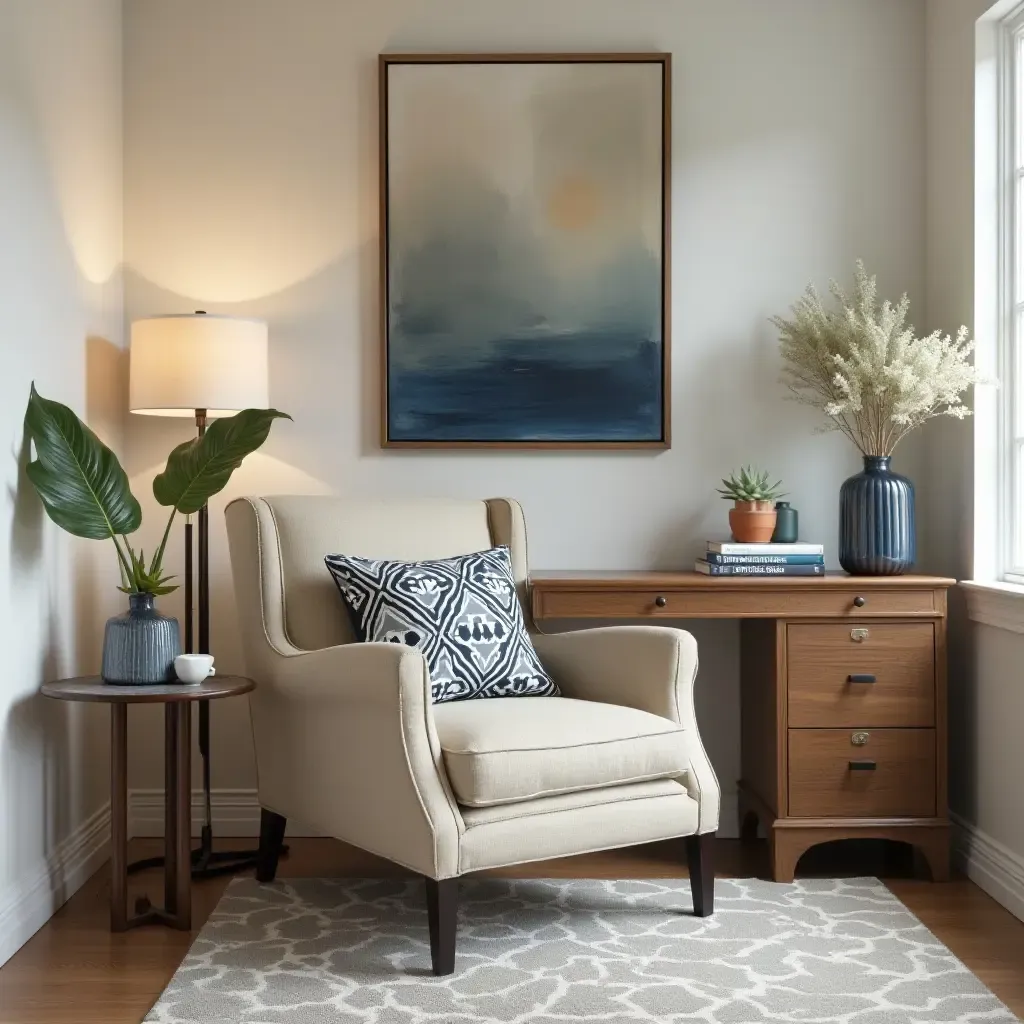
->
[324,545,559,705]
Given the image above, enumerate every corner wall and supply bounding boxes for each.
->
[0,0,124,965]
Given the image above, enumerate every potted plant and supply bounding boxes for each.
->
[24,384,289,683]
[718,467,786,543]
[773,261,984,574]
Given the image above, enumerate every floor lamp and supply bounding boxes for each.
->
[128,311,279,878]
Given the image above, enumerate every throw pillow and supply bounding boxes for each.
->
[324,545,559,704]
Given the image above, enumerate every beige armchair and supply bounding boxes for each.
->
[225,496,720,975]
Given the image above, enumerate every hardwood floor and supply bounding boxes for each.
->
[1,837,1023,1023]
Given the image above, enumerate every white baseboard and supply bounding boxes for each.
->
[128,788,740,840]
[0,802,111,968]
[951,812,1024,923]
[129,788,271,837]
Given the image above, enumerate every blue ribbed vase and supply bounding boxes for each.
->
[101,593,182,685]
[839,455,916,576]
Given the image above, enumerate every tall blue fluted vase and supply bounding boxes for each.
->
[101,592,182,684]
[839,455,916,575]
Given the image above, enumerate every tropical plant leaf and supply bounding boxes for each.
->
[24,383,141,540]
[152,409,290,514]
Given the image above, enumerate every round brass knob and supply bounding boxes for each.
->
[853,596,866,608]
[654,595,667,608]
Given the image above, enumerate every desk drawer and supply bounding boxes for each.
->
[787,623,935,727]
[534,588,938,620]
[788,728,935,818]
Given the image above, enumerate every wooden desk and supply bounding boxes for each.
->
[530,571,955,882]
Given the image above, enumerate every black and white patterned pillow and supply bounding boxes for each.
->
[324,545,559,704]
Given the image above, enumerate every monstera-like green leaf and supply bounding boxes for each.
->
[24,383,142,540]
[153,408,291,514]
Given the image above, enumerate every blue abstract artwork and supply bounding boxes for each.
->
[381,56,669,447]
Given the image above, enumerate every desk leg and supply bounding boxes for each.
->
[110,704,128,932]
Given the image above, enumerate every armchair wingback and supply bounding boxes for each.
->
[225,495,720,975]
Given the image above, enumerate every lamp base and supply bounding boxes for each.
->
[128,832,289,880]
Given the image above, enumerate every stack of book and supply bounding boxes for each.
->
[695,541,825,576]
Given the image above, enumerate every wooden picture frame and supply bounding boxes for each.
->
[379,53,672,450]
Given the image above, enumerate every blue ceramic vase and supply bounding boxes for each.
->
[839,455,916,575]
[101,593,182,684]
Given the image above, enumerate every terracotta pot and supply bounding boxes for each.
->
[728,500,778,543]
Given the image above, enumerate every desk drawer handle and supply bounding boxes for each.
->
[848,760,877,771]
[853,596,866,608]
[654,595,667,608]
[847,674,876,684]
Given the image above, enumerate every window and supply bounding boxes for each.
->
[1000,8,1024,582]
[962,0,1024,620]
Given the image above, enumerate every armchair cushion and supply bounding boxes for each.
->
[325,545,557,704]
[432,696,689,807]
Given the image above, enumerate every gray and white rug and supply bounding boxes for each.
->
[146,877,1018,1023]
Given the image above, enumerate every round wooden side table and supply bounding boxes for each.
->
[41,675,254,932]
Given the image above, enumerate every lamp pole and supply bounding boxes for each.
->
[127,312,282,880]
[193,407,216,872]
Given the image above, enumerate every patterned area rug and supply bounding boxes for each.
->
[146,877,1018,1023]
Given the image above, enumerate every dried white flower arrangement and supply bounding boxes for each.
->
[772,260,982,456]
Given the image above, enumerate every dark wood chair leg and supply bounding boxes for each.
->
[425,877,458,976]
[686,832,715,917]
[255,809,287,883]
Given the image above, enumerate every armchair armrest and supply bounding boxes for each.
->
[271,642,427,707]
[251,642,463,878]
[532,626,720,832]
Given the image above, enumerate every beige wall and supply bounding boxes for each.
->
[0,0,124,965]
[122,0,929,836]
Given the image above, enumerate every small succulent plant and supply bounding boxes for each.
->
[717,466,786,505]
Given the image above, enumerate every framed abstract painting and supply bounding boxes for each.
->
[379,53,671,449]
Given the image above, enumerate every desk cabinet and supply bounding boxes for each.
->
[531,571,954,882]
[739,607,948,882]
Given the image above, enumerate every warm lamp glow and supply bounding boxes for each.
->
[129,313,269,417]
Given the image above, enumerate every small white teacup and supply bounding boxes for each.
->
[175,654,216,685]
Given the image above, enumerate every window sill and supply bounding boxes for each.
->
[961,580,1024,634]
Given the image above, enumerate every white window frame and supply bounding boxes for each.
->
[963,0,1024,627]
[999,5,1024,584]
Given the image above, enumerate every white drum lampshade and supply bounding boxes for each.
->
[130,313,269,417]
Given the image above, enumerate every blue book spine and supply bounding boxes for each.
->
[696,561,825,576]
[704,552,825,566]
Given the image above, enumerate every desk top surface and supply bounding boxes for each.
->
[530,571,956,588]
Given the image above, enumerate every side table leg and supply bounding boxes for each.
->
[164,705,180,915]
[110,704,128,931]
[171,704,192,929]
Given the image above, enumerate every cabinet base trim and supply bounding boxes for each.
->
[773,816,949,830]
